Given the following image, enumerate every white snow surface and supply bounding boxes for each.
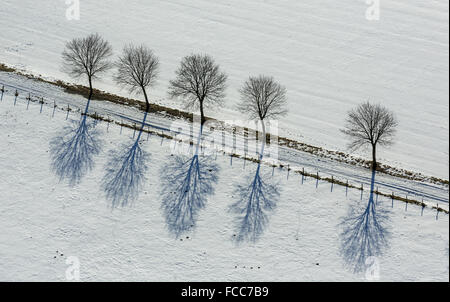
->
[0,92,448,281]
[0,0,449,179]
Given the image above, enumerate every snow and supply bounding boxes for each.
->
[0,0,448,282]
[0,0,448,179]
[0,92,448,281]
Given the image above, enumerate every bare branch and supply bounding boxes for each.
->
[61,33,113,82]
[341,102,398,169]
[342,102,397,149]
[237,75,287,120]
[168,54,227,113]
[114,44,160,95]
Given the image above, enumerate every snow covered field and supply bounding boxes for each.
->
[0,0,449,282]
[0,0,448,179]
[0,92,448,281]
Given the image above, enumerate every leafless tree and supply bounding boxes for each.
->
[237,75,287,159]
[62,33,113,102]
[168,54,227,126]
[115,44,159,112]
[237,75,287,121]
[341,102,398,170]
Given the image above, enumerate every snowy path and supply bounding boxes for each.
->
[0,71,448,209]
[0,0,448,179]
[0,86,448,281]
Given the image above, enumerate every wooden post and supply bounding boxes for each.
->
[376,186,379,203]
[315,171,319,188]
[346,180,349,197]
[391,192,394,208]
[331,175,334,192]
[243,152,247,169]
[436,204,439,220]
[52,100,56,118]
[421,199,425,216]
[360,184,363,200]
[66,104,70,120]
[14,89,18,105]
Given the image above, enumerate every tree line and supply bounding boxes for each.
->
[62,33,398,171]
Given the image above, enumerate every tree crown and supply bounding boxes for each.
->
[62,33,113,81]
[342,101,398,150]
[237,75,287,120]
[168,54,227,110]
[115,44,160,94]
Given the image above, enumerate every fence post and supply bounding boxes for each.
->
[360,184,363,200]
[375,186,379,203]
[52,100,56,118]
[39,97,44,113]
[316,171,319,188]
[436,204,439,220]
[0,85,4,102]
[405,195,408,212]
[331,175,334,192]
[421,199,425,216]
[301,168,304,184]
[391,192,394,208]
[14,89,18,106]
[346,180,348,197]
[133,123,136,139]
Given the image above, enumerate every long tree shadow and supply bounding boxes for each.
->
[101,111,150,208]
[159,126,219,238]
[49,99,102,186]
[339,169,391,274]
[230,121,280,243]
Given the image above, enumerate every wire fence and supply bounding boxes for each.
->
[1,81,448,219]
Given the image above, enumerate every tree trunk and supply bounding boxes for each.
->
[199,100,206,127]
[142,86,150,113]
[88,77,93,101]
[372,143,377,171]
[83,76,93,115]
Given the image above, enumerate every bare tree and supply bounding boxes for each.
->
[62,33,113,103]
[114,44,159,112]
[168,54,227,126]
[237,75,287,159]
[237,75,287,121]
[341,102,398,170]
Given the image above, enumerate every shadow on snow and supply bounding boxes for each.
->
[339,169,391,274]
[230,120,280,243]
[49,99,102,186]
[101,111,150,208]
[159,126,219,238]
